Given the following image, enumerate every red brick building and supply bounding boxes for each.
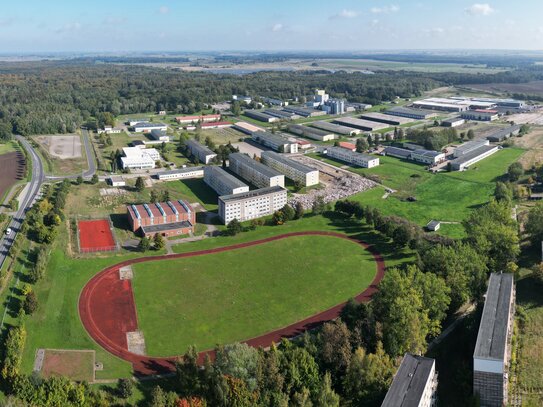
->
[127,200,195,238]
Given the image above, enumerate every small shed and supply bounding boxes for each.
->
[108,176,126,187]
[426,220,441,232]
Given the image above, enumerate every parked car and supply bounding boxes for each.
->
[5,228,12,236]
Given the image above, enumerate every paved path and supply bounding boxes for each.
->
[78,231,386,377]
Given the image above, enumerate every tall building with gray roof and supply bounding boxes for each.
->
[203,166,249,196]
[229,153,285,188]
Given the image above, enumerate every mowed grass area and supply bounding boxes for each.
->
[132,235,378,356]
[336,148,525,238]
[0,141,20,155]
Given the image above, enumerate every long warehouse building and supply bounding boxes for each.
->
[185,139,217,164]
[229,152,285,188]
[203,166,249,196]
[310,121,361,136]
[219,186,288,224]
[385,106,438,120]
[450,145,500,171]
[261,151,319,187]
[360,111,415,126]
[332,117,389,132]
[326,146,380,168]
[244,110,279,123]
[157,167,204,181]
[288,124,335,141]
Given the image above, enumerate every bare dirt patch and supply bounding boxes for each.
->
[38,349,95,382]
[514,127,543,168]
[126,331,146,355]
[509,111,543,125]
[0,151,26,200]
[36,135,82,159]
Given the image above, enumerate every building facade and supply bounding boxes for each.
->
[157,167,204,181]
[325,146,380,168]
[461,110,499,121]
[203,166,249,196]
[261,151,319,187]
[175,114,221,124]
[132,122,168,133]
[410,149,446,165]
[120,147,160,170]
[288,124,336,141]
[218,186,287,224]
[473,273,515,407]
[185,139,217,165]
[127,200,195,237]
[251,131,299,153]
[229,153,285,188]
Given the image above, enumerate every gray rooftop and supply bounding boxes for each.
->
[450,145,498,168]
[474,273,515,361]
[442,117,465,124]
[219,186,286,202]
[133,122,166,127]
[158,167,204,176]
[261,151,317,174]
[185,139,216,157]
[327,146,376,161]
[412,149,443,158]
[333,117,389,131]
[386,106,437,117]
[252,131,291,146]
[288,124,332,137]
[244,110,277,121]
[454,139,489,156]
[381,354,435,407]
[384,146,412,159]
[487,125,522,141]
[310,121,360,135]
[229,152,283,178]
[264,109,295,118]
[204,166,248,190]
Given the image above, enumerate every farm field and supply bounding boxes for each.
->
[0,150,26,203]
[466,81,543,96]
[132,234,377,356]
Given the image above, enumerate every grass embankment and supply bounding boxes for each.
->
[132,235,377,356]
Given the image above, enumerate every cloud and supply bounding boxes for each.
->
[102,17,126,25]
[271,23,283,32]
[55,22,82,34]
[370,5,399,14]
[465,3,494,16]
[329,9,359,20]
[158,6,170,15]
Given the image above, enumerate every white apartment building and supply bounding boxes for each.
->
[261,151,319,187]
[229,153,285,188]
[325,146,380,168]
[185,139,217,165]
[157,167,204,181]
[204,166,249,196]
[219,186,288,224]
[120,147,161,170]
[251,131,299,153]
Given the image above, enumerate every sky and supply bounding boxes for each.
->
[1,0,543,53]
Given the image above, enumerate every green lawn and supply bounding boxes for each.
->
[0,141,20,155]
[132,234,378,356]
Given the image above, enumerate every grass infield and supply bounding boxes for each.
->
[131,234,378,356]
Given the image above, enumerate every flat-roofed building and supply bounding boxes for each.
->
[450,145,500,171]
[251,131,298,153]
[326,146,379,168]
[412,97,472,112]
[150,129,171,142]
[185,139,217,165]
[282,106,327,117]
[473,273,515,407]
[218,186,287,224]
[386,106,438,120]
[288,124,335,141]
[203,166,249,196]
[108,176,126,187]
[175,114,221,124]
[471,97,525,109]
[201,121,233,130]
[453,139,490,158]
[383,146,412,160]
[261,151,319,187]
[310,121,361,136]
[360,112,415,126]
[157,167,204,181]
[461,110,499,122]
[244,110,279,123]
[233,121,264,135]
[263,109,298,120]
[120,147,160,170]
[98,126,123,134]
[128,119,149,127]
[127,200,195,238]
[381,353,438,407]
[333,117,389,132]
[132,122,168,133]
[486,125,521,142]
[229,153,285,188]
[441,117,466,127]
[411,149,446,165]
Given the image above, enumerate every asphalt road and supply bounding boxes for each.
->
[0,136,45,270]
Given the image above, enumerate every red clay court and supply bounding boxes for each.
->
[79,231,386,377]
[78,219,116,253]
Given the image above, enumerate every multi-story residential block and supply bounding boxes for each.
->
[157,167,204,181]
[251,131,298,153]
[261,151,319,187]
[203,166,249,196]
[218,186,287,224]
[185,139,217,164]
[325,146,380,168]
[229,153,285,188]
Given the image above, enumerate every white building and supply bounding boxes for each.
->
[132,122,168,133]
[261,151,319,187]
[185,139,217,165]
[325,146,380,168]
[450,145,500,171]
[219,186,288,224]
[251,131,298,153]
[175,114,221,124]
[108,176,126,187]
[157,167,204,181]
[150,129,171,142]
[410,149,446,165]
[128,119,149,127]
[120,147,161,170]
[98,126,122,134]
[453,139,490,158]
[204,166,249,196]
[233,121,264,135]
[288,124,336,142]
[229,153,285,188]
[381,354,438,407]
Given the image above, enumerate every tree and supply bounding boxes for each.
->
[22,292,38,315]
[391,224,412,248]
[272,210,286,225]
[281,204,295,221]
[355,137,368,153]
[135,176,145,192]
[311,196,326,215]
[176,346,201,397]
[279,339,321,399]
[150,190,159,203]
[526,203,543,245]
[318,320,352,379]
[162,190,170,202]
[90,174,99,184]
[215,343,259,391]
[226,219,242,236]
[494,182,513,204]
[508,162,524,182]
[294,202,305,220]
[76,175,83,185]
[149,385,167,407]
[315,372,339,407]
[153,233,165,250]
[117,378,134,399]
[138,237,151,252]
[466,129,475,140]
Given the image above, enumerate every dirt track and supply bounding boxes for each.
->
[78,231,386,377]
[0,151,26,200]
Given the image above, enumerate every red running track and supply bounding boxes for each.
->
[78,219,116,252]
[78,231,386,376]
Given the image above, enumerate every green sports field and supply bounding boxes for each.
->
[131,235,378,357]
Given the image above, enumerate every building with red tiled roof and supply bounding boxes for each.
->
[338,141,356,151]
[175,114,221,124]
[127,200,195,238]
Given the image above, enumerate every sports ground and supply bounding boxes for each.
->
[78,219,116,253]
[79,231,385,376]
